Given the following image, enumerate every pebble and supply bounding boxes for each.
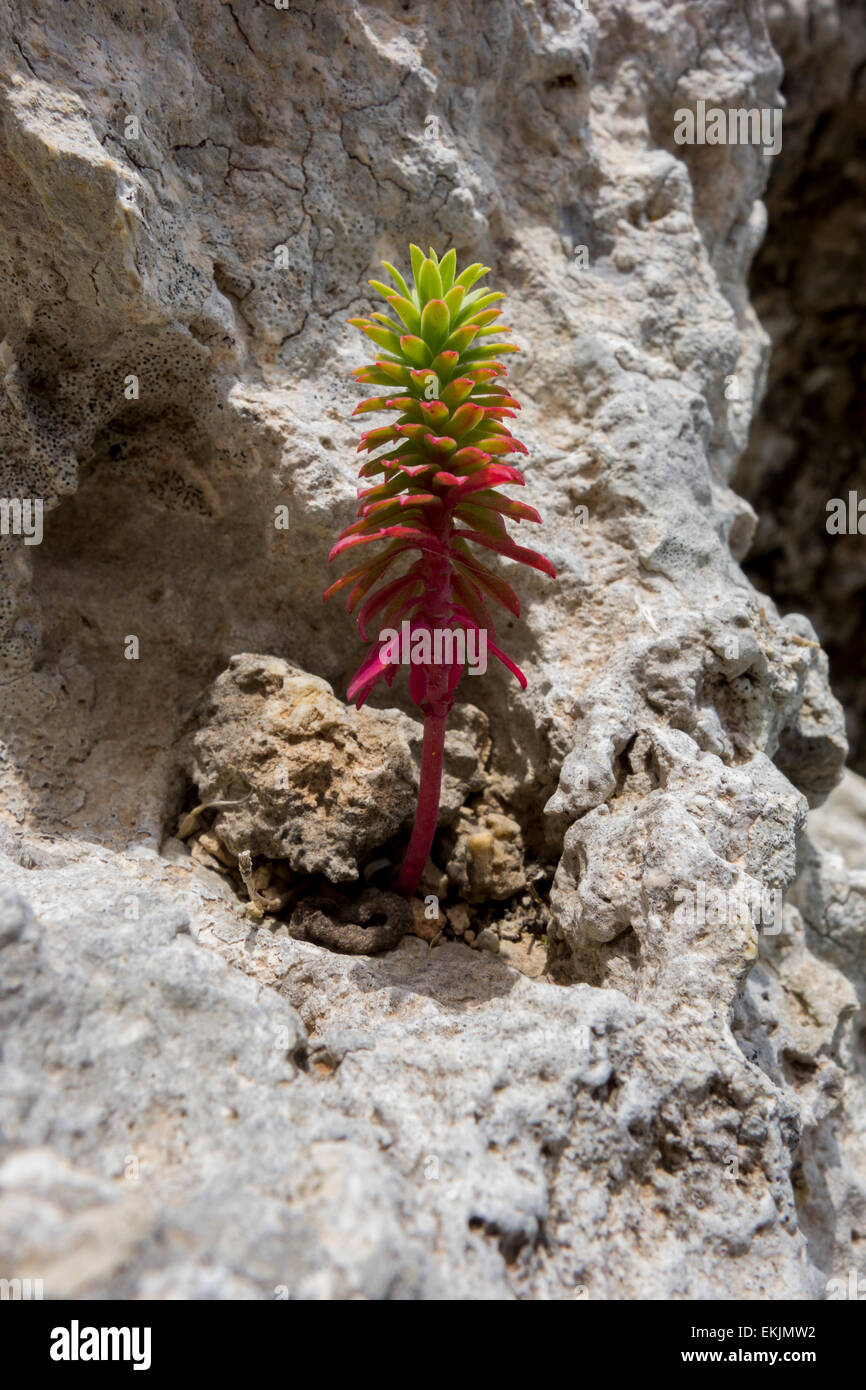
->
[446,903,471,935]
[410,898,445,941]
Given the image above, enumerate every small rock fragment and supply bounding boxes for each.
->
[446,903,471,936]
[189,838,227,874]
[419,859,449,899]
[410,897,446,941]
[444,804,527,901]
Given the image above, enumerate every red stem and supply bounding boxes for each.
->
[393,711,447,897]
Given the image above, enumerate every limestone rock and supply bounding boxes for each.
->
[0,0,860,1303]
[551,727,809,1002]
[186,653,486,881]
[188,653,417,880]
[735,1,866,773]
[734,769,866,1285]
[0,854,821,1299]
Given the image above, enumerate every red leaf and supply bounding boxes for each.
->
[357,425,400,452]
[323,542,402,602]
[347,643,391,707]
[448,403,486,437]
[451,447,492,469]
[452,573,497,641]
[462,490,542,524]
[441,465,526,502]
[453,528,556,577]
[357,571,423,641]
[471,435,528,456]
[359,493,436,519]
[423,433,457,455]
[451,545,522,617]
[488,640,527,688]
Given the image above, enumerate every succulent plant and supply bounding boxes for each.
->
[325,245,555,897]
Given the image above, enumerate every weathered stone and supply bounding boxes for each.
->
[736,1,866,773]
[0,0,860,1303]
[443,803,527,902]
[187,653,486,882]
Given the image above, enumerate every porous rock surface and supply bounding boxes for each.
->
[0,0,863,1299]
[736,0,866,773]
[186,652,486,879]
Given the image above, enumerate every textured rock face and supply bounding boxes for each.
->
[735,0,866,772]
[0,0,862,1300]
[737,769,866,1285]
[185,652,485,880]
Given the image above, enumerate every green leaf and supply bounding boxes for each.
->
[454,262,490,292]
[429,349,460,383]
[460,343,516,361]
[461,290,506,316]
[455,292,505,327]
[399,334,433,367]
[454,502,507,537]
[440,376,476,409]
[445,323,480,354]
[447,402,485,437]
[386,295,421,333]
[409,244,426,285]
[467,308,503,328]
[420,298,451,350]
[362,325,403,354]
[371,311,408,335]
[465,490,542,524]
[418,257,444,302]
[353,359,410,385]
[381,260,411,299]
[439,248,457,292]
[443,284,466,319]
